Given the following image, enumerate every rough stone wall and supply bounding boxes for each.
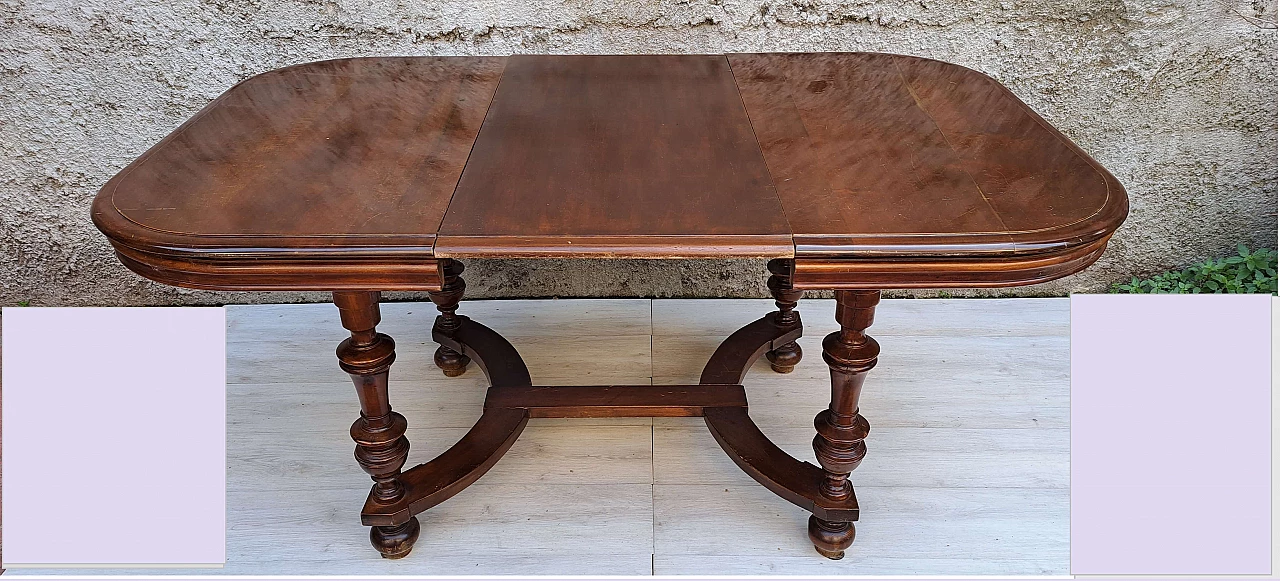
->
[1,0,1275,306]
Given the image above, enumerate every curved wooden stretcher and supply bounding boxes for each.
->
[92,52,1126,560]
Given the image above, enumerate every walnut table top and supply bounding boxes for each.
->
[92,53,1127,292]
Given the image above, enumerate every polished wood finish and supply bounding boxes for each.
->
[93,52,1126,288]
[361,291,857,535]
[435,54,792,259]
[359,315,534,528]
[434,315,533,387]
[810,289,880,559]
[92,56,505,291]
[90,53,1128,562]
[355,276,868,556]
[703,406,858,522]
[486,385,748,417]
[696,308,859,524]
[765,258,804,373]
[789,236,1110,289]
[358,308,532,532]
[362,406,529,527]
[699,310,802,384]
[333,290,418,558]
[427,259,470,377]
[727,52,1127,288]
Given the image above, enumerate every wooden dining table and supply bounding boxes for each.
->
[92,53,1127,561]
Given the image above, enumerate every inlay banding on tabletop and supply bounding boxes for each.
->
[92,56,507,291]
[727,52,1127,288]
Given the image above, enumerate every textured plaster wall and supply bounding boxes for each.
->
[1,0,1275,306]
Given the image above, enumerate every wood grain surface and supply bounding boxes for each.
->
[91,53,1127,290]
[435,54,793,258]
[92,56,505,290]
[104,56,504,239]
[728,52,1125,257]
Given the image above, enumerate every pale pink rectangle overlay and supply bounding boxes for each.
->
[1070,294,1271,574]
[2,307,225,566]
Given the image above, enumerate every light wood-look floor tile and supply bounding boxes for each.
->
[654,333,1069,430]
[228,298,653,342]
[653,425,1068,489]
[228,333,653,385]
[652,297,1069,337]
[651,484,1068,574]
[8,298,1068,576]
[230,423,653,492]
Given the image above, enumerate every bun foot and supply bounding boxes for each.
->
[371,516,420,559]
[766,341,802,373]
[808,515,854,560]
[434,345,471,377]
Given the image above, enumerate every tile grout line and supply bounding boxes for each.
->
[649,298,657,574]
[217,299,1070,573]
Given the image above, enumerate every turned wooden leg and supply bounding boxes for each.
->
[765,258,804,373]
[810,289,879,559]
[428,258,470,377]
[334,291,420,559]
